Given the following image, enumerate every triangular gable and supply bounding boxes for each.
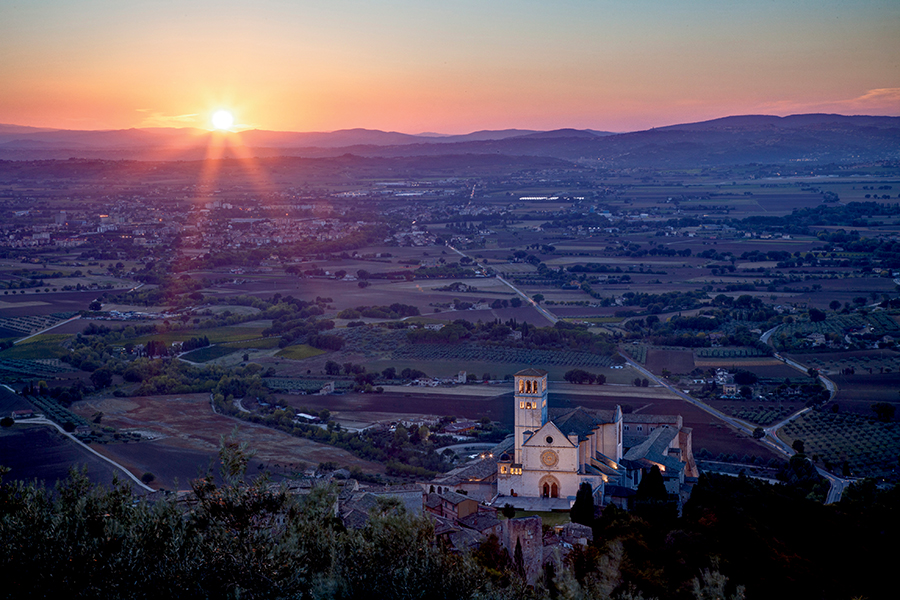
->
[522,421,577,448]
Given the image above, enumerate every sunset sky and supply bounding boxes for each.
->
[2,0,898,133]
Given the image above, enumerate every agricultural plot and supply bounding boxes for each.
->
[131,325,268,346]
[645,348,695,374]
[717,403,800,426]
[264,378,354,394]
[776,312,900,344]
[696,347,771,359]
[828,373,900,415]
[797,350,900,376]
[71,393,386,489]
[0,358,75,377]
[780,410,900,478]
[224,337,281,349]
[0,312,77,337]
[0,334,70,360]
[694,357,799,377]
[26,395,89,429]
[623,345,648,364]
[391,343,616,368]
[274,344,326,360]
[180,346,240,363]
[0,424,124,488]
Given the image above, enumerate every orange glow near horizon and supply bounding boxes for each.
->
[0,2,897,134]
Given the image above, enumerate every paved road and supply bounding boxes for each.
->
[495,274,559,324]
[447,245,558,324]
[622,355,755,436]
[758,324,847,502]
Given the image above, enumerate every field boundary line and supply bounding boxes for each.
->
[23,417,154,492]
[14,315,81,345]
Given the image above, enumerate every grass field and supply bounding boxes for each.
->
[0,334,70,359]
[224,337,281,349]
[275,344,326,360]
[181,346,240,363]
[131,326,267,345]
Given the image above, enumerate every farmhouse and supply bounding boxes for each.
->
[488,368,696,509]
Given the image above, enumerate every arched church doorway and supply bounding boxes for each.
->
[539,476,560,499]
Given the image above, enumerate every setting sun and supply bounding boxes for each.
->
[211,110,234,130]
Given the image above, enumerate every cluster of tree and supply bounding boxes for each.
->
[563,369,606,385]
[568,467,896,600]
[179,336,211,353]
[406,319,616,357]
[304,333,344,351]
[580,286,706,314]
[739,201,900,239]
[413,263,477,279]
[20,379,88,407]
[336,303,420,320]
[544,213,612,230]
[569,263,630,274]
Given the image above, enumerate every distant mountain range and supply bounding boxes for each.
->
[0,114,897,167]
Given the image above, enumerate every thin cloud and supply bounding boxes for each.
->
[845,88,900,107]
[753,88,900,116]
[138,111,200,128]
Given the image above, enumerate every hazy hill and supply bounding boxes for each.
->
[0,114,896,166]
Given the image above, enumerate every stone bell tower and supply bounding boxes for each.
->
[513,368,548,463]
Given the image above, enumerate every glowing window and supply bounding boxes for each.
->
[520,401,525,409]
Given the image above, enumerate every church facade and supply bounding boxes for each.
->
[495,368,696,505]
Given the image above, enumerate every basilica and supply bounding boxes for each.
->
[430,368,697,508]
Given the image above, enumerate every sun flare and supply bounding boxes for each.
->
[211,110,234,130]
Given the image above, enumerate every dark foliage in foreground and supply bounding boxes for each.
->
[1,440,896,599]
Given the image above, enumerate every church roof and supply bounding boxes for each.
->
[623,413,682,426]
[515,368,548,376]
[490,436,515,457]
[433,457,498,485]
[550,406,618,441]
[623,426,684,471]
[432,490,475,506]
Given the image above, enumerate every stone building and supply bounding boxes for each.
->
[494,368,696,508]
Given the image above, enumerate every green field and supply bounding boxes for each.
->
[132,326,267,345]
[275,344,326,360]
[0,334,70,360]
[180,345,240,363]
[224,337,281,349]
